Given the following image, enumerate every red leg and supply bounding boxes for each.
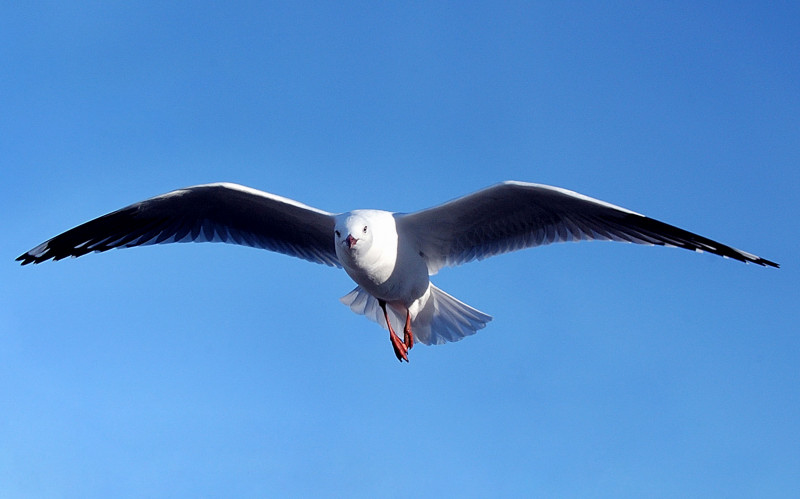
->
[403,310,414,349]
[380,300,408,362]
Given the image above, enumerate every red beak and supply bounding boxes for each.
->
[346,234,358,248]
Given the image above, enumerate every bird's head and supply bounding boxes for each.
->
[333,210,397,267]
[334,212,373,255]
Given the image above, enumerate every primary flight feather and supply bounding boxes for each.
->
[18,181,778,361]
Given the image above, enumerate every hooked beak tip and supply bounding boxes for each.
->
[345,234,358,248]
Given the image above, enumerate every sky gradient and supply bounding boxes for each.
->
[2,2,798,497]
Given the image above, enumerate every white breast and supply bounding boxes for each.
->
[335,210,430,306]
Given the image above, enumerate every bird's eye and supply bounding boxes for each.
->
[335,230,340,237]
[363,226,368,233]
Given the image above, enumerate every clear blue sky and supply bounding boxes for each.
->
[2,2,798,497]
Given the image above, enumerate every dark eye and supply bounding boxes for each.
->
[335,230,341,237]
[362,226,368,233]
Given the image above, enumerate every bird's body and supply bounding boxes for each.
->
[18,181,778,361]
[335,209,425,305]
[333,209,490,359]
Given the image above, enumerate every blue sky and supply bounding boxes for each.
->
[2,2,798,497]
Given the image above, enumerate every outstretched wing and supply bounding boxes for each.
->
[396,181,778,274]
[17,183,340,267]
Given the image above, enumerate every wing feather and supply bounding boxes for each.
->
[396,181,778,273]
[17,183,340,267]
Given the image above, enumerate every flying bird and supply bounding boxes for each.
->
[18,181,778,362]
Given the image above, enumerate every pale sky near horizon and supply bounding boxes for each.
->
[2,2,798,497]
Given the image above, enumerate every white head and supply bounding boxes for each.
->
[333,210,397,268]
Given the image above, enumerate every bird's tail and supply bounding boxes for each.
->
[340,284,492,346]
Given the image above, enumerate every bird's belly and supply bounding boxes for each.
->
[343,255,429,307]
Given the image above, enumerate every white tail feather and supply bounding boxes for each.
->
[340,284,492,346]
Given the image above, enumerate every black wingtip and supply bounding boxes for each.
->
[723,253,779,268]
[756,257,780,269]
[16,253,34,265]
[737,250,780,268]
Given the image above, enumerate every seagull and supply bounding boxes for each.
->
[18,181,778,362]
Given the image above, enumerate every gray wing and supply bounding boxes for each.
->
[17,182,340,267]
[396,181,778,274]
